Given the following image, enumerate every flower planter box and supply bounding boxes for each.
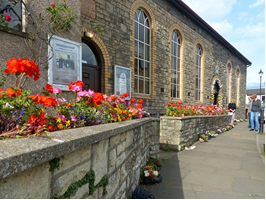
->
[159,115,232,151]
[0,118,160,199]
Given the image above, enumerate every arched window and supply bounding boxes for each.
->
[171,30,181,98]
[226,63,232,103]
[134,8,151,94]
[195,44,202,101]
[236,68,240,105]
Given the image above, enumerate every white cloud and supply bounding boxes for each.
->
[256,9,265,18]
[249,0,265,8]
[182,0,237,21]
[208,20,233,35]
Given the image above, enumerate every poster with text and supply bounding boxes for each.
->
[114,65,131,99]
[48,35,82,91]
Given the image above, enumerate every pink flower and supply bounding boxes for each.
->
[57,114,67,123]
[51,3,55,7]
[70,115,77,122]
[70,85,82,92]
[88,89,95,97]
[77,91,88,97]
[53,87,61,94]
[4,14,11,22]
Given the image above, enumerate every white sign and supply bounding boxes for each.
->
[114,65,131,99]
[48,35,82,91]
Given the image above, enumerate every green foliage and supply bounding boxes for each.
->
[53,169,108,199]
[164,147,169,151]
[49,158,60,172]
[45,0,77,32]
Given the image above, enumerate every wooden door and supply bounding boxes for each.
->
[82,63,101,92]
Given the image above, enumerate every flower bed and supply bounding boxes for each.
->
[0,58,148,139]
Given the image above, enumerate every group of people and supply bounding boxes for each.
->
[247,94,262,132]
[228,94,262,132]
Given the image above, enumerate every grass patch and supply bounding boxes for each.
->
[257,132,265,135]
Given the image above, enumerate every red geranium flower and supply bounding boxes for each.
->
[130,98,136,103]
[122,93,129,97]
[136,104,143,109]
[167,103,171,107]
[138,99,144,104]
[178,101,182,104]
[51,3,55,7]
[172,103,177,107]
[46,83,53,93]
[68,80,85,91]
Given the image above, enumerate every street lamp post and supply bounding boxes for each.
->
[258,69,264,133]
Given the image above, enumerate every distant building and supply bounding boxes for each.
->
[0,0,252,119]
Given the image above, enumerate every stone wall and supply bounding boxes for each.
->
[0,118,160,199]
[160,115,232,151]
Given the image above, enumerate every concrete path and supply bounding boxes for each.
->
[146,121,265,199]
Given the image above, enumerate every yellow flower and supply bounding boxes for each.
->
[57,118,62,123]
[66,120,70,127]
[57,123,64,129]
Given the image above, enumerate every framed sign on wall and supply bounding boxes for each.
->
[114,65,131,99]
[48,35,82,91]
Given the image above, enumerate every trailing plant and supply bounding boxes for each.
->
[53,169,108,198]
[49,158,60,172]
[147,157,164,171]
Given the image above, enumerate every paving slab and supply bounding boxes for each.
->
[149,122,265,199]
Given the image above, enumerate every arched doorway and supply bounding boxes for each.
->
[82,39,102,92]
[210,77,223,107]
[213,80,220,105]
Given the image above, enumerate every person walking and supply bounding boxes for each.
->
[247,96,253,128]
[250,94,261,132]
[228,99,236,124]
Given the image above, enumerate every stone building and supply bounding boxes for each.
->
[0,0,251,119]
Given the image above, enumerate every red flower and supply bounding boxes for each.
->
[28,115,37,125]
[172,103,177,107]
[136,104,143,109]
[92,92,104,106]
[65,103,72,108]
[51,3,55,7]
[5,58,40,81]
[4,88,22,97]
[138,99,144,104]
[0,88,3,97]
[122,93,129,97]
[190,104,193,107]
[178,101,182,104]
[46,83,53,93]
[47,125,54,132]
[167,103,171,107]
[130,98,136,103]
[4,14,11,22]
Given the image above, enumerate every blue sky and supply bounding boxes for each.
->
[182,0,265,89]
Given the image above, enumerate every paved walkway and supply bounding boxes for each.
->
[147,121,265,199]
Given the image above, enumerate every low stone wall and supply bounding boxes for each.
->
[160,115,232,151]
[0,118,160,199]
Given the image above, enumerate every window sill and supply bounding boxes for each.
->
[0,25,28,38]
[134,93,152,100]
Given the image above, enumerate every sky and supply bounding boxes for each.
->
[182,0,265,89]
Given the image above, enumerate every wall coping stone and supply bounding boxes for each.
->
[0,118,159,179]
[160,114,230,120]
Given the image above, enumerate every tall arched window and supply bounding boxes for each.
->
[171,30,181,98]
[195,44,202,101]
[226,63,232,103]
[134,8,151,94]
[236,68,240,105]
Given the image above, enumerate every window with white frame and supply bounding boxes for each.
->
[0,1,23,31]
[195,44,202,101]
[171,30,181,98]
[134,8,150,95]
[226,63,232,103]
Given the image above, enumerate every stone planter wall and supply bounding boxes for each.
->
[160,115,232,151]
[0,118,160,199]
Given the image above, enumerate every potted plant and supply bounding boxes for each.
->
[140,166,162,185]
[131,186,155,199]
[147,157,163,171]
[185,142,196,150]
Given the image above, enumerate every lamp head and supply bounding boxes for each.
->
[258,69,263,77]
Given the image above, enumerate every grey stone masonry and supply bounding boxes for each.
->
[160,115,232,151]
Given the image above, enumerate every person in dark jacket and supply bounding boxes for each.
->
[250,94,261,131]
[228,99,236,124]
